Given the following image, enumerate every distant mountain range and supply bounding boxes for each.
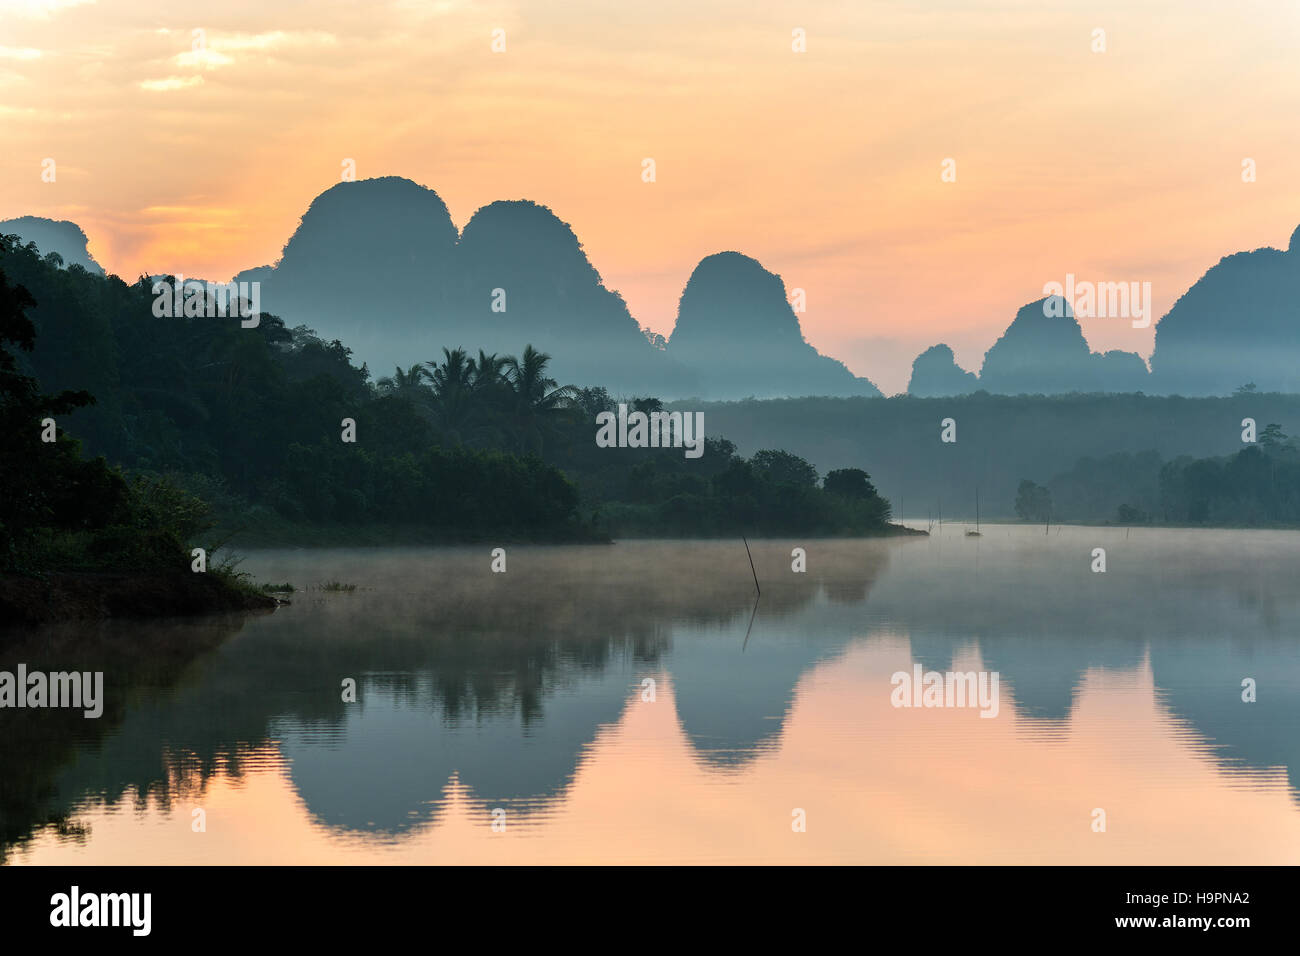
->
[5,189,1298,398]
[1148,224,1300,396]
[910,224,1300,398]
[670,251,874,399]
[0,216,104,275]
[233,177,875,399]
[964,297,1150,396]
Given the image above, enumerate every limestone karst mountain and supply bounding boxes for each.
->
[234,176,458,372]
[668,252,880,399]
[448,199,695,395]
[1092,348,1150,392]
[979,296,1149,395]
[0,216,104,275]
[906,344,979,397]
[1149,224,1300,395]
[237,179,693,394]
[905,221,1300,399]
[237,180,875,398]
[14,181,1295,400]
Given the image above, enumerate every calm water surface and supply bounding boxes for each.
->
[4,525,1299,864]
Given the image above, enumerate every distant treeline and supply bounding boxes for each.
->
[683,393,1300,521]
[1016,430,1300,526]
[0,235,896,563]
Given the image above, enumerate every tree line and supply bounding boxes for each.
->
[0,234,896,569]
[1015,426,1300,526]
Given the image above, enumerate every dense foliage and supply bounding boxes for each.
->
[683,391,1300,520]
[0,266,212,573]
[0,235,895,554]
[1018,429,1300,526]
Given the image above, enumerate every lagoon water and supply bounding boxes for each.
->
[4,525,1299,864]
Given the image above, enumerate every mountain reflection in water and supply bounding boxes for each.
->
[4,528,1299,864]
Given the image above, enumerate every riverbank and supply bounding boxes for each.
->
[207,518,924,548]
[206,517,611,549]
[0,571,279,628]
[607,522,928,540]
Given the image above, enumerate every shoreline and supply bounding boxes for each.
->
[0,571,279,629]
[209,520,924,550]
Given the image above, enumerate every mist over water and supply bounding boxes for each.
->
[4,527,1298,864]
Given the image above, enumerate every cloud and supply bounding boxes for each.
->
[173,30,338,70]
[0,0,94,18]
[174,48,234,69]
[0,46,43,60]
[140,75,204,92]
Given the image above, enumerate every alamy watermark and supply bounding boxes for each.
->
[151,275,261,327]
[0,664,103,718]
[1042,273,1152,328]
[890,664,1000,718]
[50,886,150,936]
[595,403,705,458]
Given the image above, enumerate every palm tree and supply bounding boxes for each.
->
[376,363,428,395]
[630,396,663,415]
[456,350,510,446]
[471,350,509,393]
[427,348,476,444]
[428,348,473,396]
[502,345,576,455]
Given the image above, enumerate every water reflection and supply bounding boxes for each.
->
[4,528,1299,863]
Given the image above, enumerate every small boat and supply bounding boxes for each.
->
[965,488,983,537]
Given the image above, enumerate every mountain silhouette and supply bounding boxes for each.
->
[12,185,1296,400]
[668,252,880,399]
[235,176,458,371]
[0,216,104,275]
[449,199,696,394]
[1092,348,1150,391]
[238,181,867,398]
[1149,224,1300,395]
[979,296,1149,395]
[906,343,979,397]
[236,179,693,394]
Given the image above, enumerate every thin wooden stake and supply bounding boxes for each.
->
[743,535,760,596]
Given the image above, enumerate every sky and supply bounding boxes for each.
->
[1,0,1298,393]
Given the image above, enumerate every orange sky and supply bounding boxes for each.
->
[2,0,1298,392]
